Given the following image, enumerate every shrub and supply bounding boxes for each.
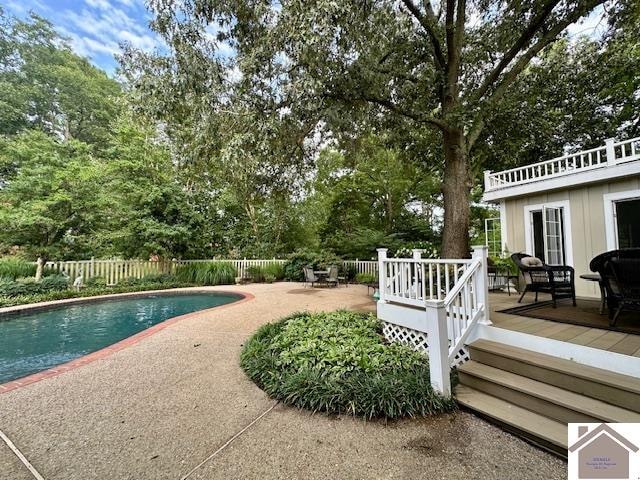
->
[264,274,276,284]
[355,273,377,284]
[247,266,265,282]
[0,274,69,297]
[283,250,343,281]
[263,263,285,280]
[175,262,236,285]
[241,311,456,419]
[85,276,108,288]
[140,273,177,284]
[0,258,35,279]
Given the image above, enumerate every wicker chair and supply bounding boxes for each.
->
[511,253,576,308]
[590,249,640,325]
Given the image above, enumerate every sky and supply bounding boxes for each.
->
[3,0,162,75]
[2,1,607,78]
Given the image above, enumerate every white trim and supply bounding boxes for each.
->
[469,324,640,378]
[603,189,640,250]
[483,160,640,202]
[523,200,574,266]
[499,200,508,254]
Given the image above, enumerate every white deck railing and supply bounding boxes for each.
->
[377,246,490,396]
[484,136,640,192]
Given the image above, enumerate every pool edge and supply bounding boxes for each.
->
[0,289,255,394]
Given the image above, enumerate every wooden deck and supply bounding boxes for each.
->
[489,292,640,358]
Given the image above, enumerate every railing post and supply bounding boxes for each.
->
[483,169,491,191]
[412,249,423,260]
[605,137,616,166]
[472,245,492,325]
[425,300,451,396]
[376,248,387,303]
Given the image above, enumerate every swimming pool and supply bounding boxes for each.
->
[0,292,242,384]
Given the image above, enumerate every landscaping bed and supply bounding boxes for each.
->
[240,310,456,419]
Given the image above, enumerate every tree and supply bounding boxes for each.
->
[0,10,121,147]
[0,131,104,260]
[126,0,618,258]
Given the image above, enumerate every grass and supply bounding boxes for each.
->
[0,258,37,279]
[174,262,237,285]
[240,311,456,419]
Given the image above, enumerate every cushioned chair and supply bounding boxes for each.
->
[511,253,576,308]
[590,249,640,325]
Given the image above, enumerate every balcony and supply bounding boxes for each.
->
[483,136,640,202]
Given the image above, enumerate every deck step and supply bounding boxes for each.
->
[455,385,568,458]
[458,361,640,424]
[468,339,640,412]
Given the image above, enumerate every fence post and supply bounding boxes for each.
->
[605,137,616,166]
[376,249,387,303]
[472,245,492,325]
[425,300,451,396]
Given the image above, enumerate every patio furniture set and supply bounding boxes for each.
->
[303,266,346,288]
[507,248,640,325]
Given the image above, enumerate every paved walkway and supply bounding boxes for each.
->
[0,283,566,479]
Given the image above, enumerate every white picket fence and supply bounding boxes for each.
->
[44,258,379,285]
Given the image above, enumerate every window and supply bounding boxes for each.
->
[614,198,640,248]
[484,217,502,257]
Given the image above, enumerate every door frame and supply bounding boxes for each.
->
[603,189,640,250]
[523,200,574,266]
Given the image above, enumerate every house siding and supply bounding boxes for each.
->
[503,177,640,298]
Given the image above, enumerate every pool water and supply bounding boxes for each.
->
[0,293,240,384]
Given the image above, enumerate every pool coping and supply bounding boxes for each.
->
[0,288,255,394]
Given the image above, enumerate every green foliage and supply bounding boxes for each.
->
[0,258,36,279]
[0,280,196,308]
[283,250,342,282]
[241,311,456,419]
[246,266,265,283]
[0,274,69,297]
[247,263,285,283]
[174,262,237,285]
[263,263,285,280]
[490,256,518,276]
[0,12,121,146]
[355,273,377,284]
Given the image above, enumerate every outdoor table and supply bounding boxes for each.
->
[580,273,606,314]
[314,270,329,282]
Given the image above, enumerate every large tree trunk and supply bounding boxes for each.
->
[441,129,472,259]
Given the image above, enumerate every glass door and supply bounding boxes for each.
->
[614,198,640,248]
[542,206,565,265]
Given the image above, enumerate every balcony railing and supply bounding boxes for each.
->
[484,136,640,192]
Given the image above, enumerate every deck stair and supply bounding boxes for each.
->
[455,339,640,458]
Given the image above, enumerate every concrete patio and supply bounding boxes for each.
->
[0,283,565,479]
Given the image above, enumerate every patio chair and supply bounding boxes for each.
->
[325,265,339,288]
[590,249,640,325]
[303,267,319,288]
[511,253,576,308]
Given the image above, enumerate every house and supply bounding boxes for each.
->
[482,136,640,298]
[569,424,638,479]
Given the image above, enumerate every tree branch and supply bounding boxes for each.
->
[466,0,607,151]
[400,0,446,71]
[470,0,562,104]
[361,93,448,130]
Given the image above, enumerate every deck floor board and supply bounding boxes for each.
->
[489,292,639,356]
